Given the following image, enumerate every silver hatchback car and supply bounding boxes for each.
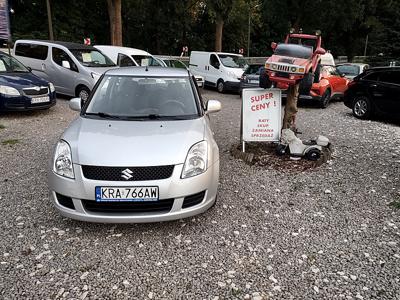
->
[48,67,221,223]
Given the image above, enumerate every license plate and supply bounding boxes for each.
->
[31,96,50,104]
[249,79,259,84]
[95,186,159,202]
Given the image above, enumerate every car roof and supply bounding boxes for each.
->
[366,66,400,72]
[337,63,368,66]
[16,39,96,50]
[94,45,151,56]
[105,66,190,77]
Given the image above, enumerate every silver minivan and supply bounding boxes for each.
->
[13,40,117,100]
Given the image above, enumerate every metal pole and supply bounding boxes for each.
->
[46,0,54,40]
[363,34,368,57]
[247,10,251,57]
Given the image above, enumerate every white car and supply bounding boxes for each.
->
[336,63,370,79]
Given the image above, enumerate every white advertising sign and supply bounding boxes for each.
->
[242,88,282,142]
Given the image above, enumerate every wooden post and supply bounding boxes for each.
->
[282,83,300,131]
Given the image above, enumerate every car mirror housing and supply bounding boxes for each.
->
[315,47,326,55]
[69,97,81,112]
[206,100,221,114]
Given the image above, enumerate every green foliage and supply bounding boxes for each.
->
[8,0,400,59]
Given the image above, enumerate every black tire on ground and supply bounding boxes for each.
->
[314,64,322,83]
[217,80,225,93]
[352,95,372,119]
[319,89,331,109]
[305,148,321,161]
[77,86,90,102]
[299,72,314,95]
[259,67,272,89]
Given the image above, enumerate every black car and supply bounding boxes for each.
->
[344,67,400,119]
[239,63,263,95]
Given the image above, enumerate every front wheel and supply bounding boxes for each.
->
[259,67,272,89]
[319,89,331,109]
[217,80,225,93]
[77,86,90,102]
[299,72,314,95]
[352,96,372,119]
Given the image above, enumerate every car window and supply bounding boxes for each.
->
[380,71,400,85]
[209,54,219,68]
[275,44,313,59]
[131,55,161,66]
[52,47,78,72]
[118,53,135,67]
[218,54,247,68]
[85,76,199,119]
[0,53,30,73]
[330,67,340,76]
[245,65,262,75]
[362,71,381,81]
[172,60,187,69]
[70,49,115,67]
[15,43,48,60]
[337,65,360,76]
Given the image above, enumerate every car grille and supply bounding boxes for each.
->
[82,199,174,213]
[182,191,206,208]
[23,86,49,96]
[81,165,175,181]
[276,64,291,72]
[276,72,290,78]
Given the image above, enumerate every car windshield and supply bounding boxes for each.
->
[85,76,199,120]
[70,49,116,67]
[275,44,313,59]
[0,54,29,73]
[337,65,360,76]
[245,64,263,75]
[218,54,247,68]
[131,55,162,66]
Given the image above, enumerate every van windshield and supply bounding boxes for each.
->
[84,76,199,120]
[275,44,313,59]
[70,49,116,67]
[131,55,162,66]
[0,54,29,73]
[218,54,247,69]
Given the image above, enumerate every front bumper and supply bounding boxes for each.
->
[48,162,219,223]
[239,81,259,91]
[224,81,241,91]
[0,92,56,112]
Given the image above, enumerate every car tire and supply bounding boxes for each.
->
[259,67,272,89]
[319,89,331,109]
[305,148,321,161]
[299,72,314,95]
[217,80,225,93]
[77,86,90,102]
[352,96,372,119]
[314,64,321,83]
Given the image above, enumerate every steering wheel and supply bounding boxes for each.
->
[160,100,185,115]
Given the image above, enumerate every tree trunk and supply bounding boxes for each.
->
[282,83,299,131]
[107,0,122,46]
[215,16,224,51]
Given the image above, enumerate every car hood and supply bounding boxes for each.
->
[86,66,118,75]
[62,117,206,166]
[0,72,49,89]
[268,55,309,67]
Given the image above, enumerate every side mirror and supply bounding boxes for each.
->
[27,66,32,72]
[62,60,71,69]
[271,42,277,50]
[315,47,326,55]
[69,97,81,112]
[340,73,346,77]
[206,100,221,114]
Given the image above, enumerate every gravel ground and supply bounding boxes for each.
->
[0,90,399,299]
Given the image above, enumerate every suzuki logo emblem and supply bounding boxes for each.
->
[121,168,133,180]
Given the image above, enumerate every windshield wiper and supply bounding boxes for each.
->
[85,112,122,119]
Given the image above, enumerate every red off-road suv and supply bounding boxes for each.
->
[260,32,326,95]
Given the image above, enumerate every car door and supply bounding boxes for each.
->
[207,54,221,86]
[331,66,348,93]
[50,47,79,94]
[377,70,400,113]
[362,71,389,112]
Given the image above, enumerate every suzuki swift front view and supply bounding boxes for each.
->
[48,67,221,223]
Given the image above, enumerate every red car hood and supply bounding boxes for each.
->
[267,55,309,67]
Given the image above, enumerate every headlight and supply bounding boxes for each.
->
[53,140,74,179]
[0,85,20,96]
[265,63,271,69]
[181,141,208,179]
[227,71,237,79]
[271,64,277,70]
[49,82,55,93]
[299,67,305,73]
[91,72,101,82]
[290,66,297,72]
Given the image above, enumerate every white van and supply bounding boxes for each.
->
[94,45,162,67]
[189,51,247,93]
[13,40,117,101]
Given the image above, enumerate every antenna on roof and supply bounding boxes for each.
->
[145,65,149,71]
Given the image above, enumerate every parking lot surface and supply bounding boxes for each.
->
[1,90,399,299]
